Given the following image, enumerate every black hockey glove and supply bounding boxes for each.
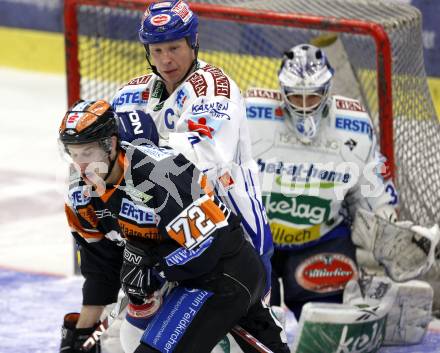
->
[60,313,100,353]
[120,242,165,301]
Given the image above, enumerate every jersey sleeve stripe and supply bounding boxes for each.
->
[65,204,104,242]
[239,165,263,252]
[226,190,263,255]
[246,168,270,254]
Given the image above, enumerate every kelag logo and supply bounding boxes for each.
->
[295,317,385,353]
[263,193,331,225]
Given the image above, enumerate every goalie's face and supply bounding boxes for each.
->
[149,38,196,92]
[287,93,323,111]
[278,44,333,143]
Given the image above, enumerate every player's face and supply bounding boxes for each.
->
[67,142,109,186]
[149,38,195,91]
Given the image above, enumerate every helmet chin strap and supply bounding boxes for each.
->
[144,48,161,79]
[103,154,117,182]
[103,146,119,183]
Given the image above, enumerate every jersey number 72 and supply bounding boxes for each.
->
[166,196,228,250]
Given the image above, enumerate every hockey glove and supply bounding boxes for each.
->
[60,313,100,353]
[352,208,440,282]
[117,110,159,146]
[120,242,165,301]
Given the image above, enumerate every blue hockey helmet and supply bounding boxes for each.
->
[139,0,199,49]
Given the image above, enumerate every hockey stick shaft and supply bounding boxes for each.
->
[81,294,129,351]
[231,325,274,353]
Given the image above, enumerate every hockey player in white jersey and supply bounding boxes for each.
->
[109,1,286,351]
[111,0,273,296]
[244,44,399,319]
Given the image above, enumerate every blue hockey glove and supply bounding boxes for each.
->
[117,110,159,146]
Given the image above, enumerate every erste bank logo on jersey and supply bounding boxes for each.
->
[246,103,284,120]
[335,116,373,140]
[69,187,91,207]
[113,90,149,107]
[120,198,156,224]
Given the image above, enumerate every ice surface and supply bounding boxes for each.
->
[0,67,73,276]
[0,269,83,353]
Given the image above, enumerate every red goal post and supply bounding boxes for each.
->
[64,0,440,226]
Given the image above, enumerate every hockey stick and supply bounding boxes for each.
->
[81,294,129,351]
[231,325,274,353]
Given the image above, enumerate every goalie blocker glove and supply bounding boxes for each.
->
[60,313,100,353]
[352,208,440,282]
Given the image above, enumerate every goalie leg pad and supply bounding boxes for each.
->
[343,276,433,345]
[383,280,433,345]
[291,302,388,353]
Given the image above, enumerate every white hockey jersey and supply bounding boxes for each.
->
[111,61,272,257]
[244,88,398,250]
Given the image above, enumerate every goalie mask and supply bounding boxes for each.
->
[278,44,334,144]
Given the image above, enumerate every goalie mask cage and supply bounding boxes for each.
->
[65,0,440,226]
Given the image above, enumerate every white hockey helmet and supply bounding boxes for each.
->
[278,44,334,143]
